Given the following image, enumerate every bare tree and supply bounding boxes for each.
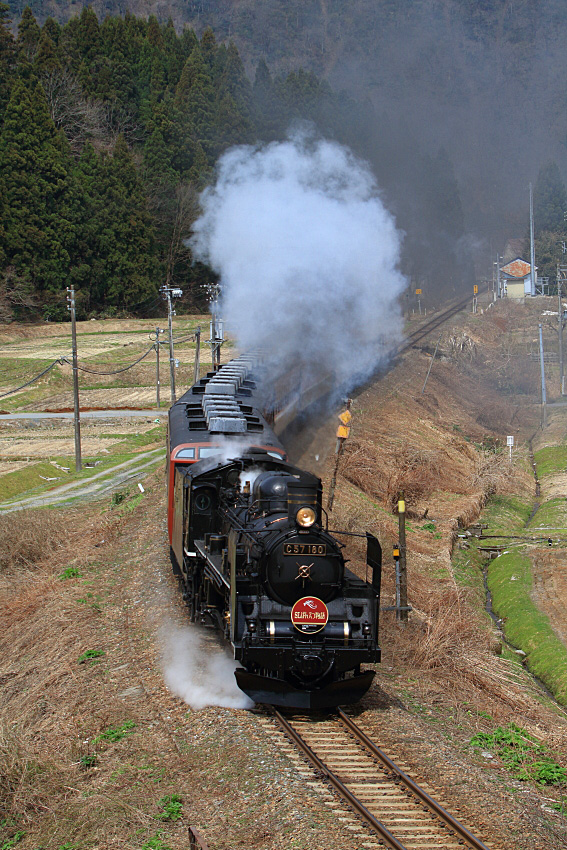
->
[165,182,200,287]
[0,268,40,323]
[102,101,143,148]
[40,68,105,153]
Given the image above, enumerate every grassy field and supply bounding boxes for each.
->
[0,316,234,413]
[0,316,229,504]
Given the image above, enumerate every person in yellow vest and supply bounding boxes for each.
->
[335,398,352,454]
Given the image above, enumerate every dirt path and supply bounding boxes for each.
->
[0,448,165,512]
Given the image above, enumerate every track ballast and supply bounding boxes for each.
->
[258,708,497,850]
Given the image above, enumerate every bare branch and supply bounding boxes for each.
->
[40,68,105,153]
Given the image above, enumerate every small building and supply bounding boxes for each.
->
[500,257,533,299]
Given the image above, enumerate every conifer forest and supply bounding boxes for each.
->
[0,5,374,320]
[4,1,567,319]
[0,3,480,321]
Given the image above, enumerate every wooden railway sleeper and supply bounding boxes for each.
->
[274,710,408,850]
[337,709,491,850]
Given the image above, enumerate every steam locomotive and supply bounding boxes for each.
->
[167,356,382,709]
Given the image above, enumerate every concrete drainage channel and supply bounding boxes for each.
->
[0,447,165,513]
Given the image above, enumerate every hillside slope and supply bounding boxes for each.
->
[2,300,567,848]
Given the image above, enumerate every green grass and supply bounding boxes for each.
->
[452,546,485,603]
[154,794,182,822]
[59,566,82,580]
[0,461,73,501]
[0,446,164,507]
[470,723,567,785]
[140,831,171,850]
[527,497,567,530]
[77,649,105,664]
[0,832,25,849]
[487,550,567,703]
[94,720,136,743]
[481,494,532,537]
[533,445,567,476]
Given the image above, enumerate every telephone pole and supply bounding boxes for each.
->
[150,327,164,408]
[193,326,201,385]
[66,287,82,472]
[160,285,183,403]
[539,323,547,428]
[208,299,224,372]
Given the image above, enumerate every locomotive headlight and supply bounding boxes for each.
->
[296,506,316,527]
[362,622,372,635]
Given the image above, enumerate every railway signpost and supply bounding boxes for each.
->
[397,499,408,622]
[415,288,422,315]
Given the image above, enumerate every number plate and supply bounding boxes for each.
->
[283,543,326,556]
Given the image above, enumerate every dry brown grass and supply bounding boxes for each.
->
[467,448,519,496]
[401,587,493,670]
[0,510,66,571]
[0,723,68,819]
[341,440,442,512]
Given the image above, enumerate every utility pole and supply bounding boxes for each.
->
[421,335,442,394]
[494,256,502,299]
[208,300,224,372]
[558,276,564,396]
[193,326,201,385]
[529,182,536,296]
[150,327,164,408]
[160,285,183,404]
[539,323,547,428]
[66,287,82,472]
[557,265,567,395]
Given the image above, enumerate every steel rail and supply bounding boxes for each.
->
[337,708,492,850]
[273,709,407,850]
[353,287,488,402]
[398,288,487,355]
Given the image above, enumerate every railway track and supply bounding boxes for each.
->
[398,288,488,356]
[258,708,495,850]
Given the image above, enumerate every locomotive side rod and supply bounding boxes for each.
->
[337,708,493,850]
[272,709,408,850]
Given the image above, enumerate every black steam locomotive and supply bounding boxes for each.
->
[167,357,382,709]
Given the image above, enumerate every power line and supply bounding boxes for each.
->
[0,359,64,399]
[72,346,156,375]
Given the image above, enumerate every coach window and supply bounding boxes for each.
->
[175,448,196,459]
[197,446,222,459]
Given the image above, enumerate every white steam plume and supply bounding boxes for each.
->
[160,622,253,710]
[190,128,407,390]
